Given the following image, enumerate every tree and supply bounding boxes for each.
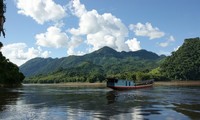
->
[160,37,200,80]
[135,72,150,81]
[0,52,25,86]
[0,42,3,49]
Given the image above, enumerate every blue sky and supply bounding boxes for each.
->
[1,0,200,66]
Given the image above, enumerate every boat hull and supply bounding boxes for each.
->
[107,83,153,90]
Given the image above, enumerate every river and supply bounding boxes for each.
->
[0,84,200,120]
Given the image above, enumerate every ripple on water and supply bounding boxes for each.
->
[0,85,200,120]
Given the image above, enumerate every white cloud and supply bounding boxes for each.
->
[16,0,66,24]
[67,36,84,55]
[168,35,175,42]
[129,22,165,39]
[159,35,176,47]
[125,38,141,51]
[70,0,87,17]
[69,0,130,52]
[159,42,169,47]
[35,25,85,56]
[174,46,180,51]
[70,10,101,35]
[1,43,51,66]
[35,26,69,48]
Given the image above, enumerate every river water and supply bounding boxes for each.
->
[0,85,200,120]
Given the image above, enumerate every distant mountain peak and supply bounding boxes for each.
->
[90,46,119,57]
[95,46,117,53]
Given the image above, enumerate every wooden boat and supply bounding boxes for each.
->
[106,78,154,90]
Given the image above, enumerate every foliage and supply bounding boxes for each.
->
[0,42,3,49]
[23,62,106,83]
[160,37,200,80]
[0,52,25,86]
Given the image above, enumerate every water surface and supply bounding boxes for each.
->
[0,85,200,120]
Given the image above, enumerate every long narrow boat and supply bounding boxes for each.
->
[106,78,154,90]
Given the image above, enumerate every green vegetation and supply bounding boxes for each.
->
[0,52,25,86]
[160,37,200,80]
[0,42,3,49]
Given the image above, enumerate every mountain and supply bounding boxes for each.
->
[84,46,160,60]
[19,57,55,77]
[88,46,120,58]
[20,47,162,76]
[20,47,165,83]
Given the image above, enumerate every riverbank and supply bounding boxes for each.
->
[23,82,106,87]
[155,81,200,86]
[23,81,200,87]
[58,82,106,87]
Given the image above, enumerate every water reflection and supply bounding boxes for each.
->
[0,85,199,120]
[106,90,135,104]
[106,90,163,119]
[173,103,200,120]
[0,87,21,111]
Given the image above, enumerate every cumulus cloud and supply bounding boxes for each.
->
[70,0,87,17]
[125,38,141,51]
[70,10,101,35]
[35,25,84,55]
[67,36,84,55]
[159,35,176,47]
[35,25,69,48]
[1,43,51,66]
[16,0,66,24]
[159,42,169,47]
[129,22,165,39]
[69,0,135,52]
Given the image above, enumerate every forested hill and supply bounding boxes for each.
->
[160,37,200,80]
[0,52,24,86]
[20,46,164,83]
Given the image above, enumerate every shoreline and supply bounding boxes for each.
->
[154,81,200,86]
[23,82,107,87]
[22,81,200,87]
[0,84,22,87]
